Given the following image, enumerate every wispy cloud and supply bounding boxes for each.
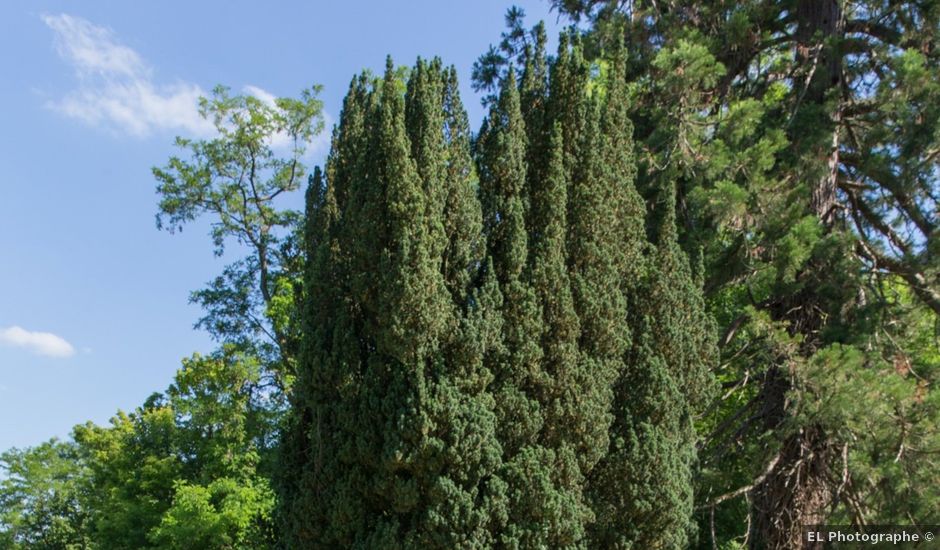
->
[0,326,76,358]
[42,14,330,153]
[42,13,212,137]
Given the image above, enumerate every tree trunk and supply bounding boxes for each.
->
[748,288,838,549]
[796,0,844,227]
[749,405,835,549]
[746,2,846,547]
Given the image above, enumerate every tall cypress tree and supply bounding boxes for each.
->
[405,58,448,267]
[519,22,548,142]
[647,180,717,414]
[525,120,594,535]
[519,22,550,235]
[562,97,622,473]
[527,121,582,459]
[561,37,635,547]
[568,34,714,547]
[440,66,485,305]
[548,32,590,185]
[598,36,644,286]
[285,33,716,548]
[478,69,589,547]
[589,178,716,549]
[402,58,504,548]
[278,73,367,546]
[477,68,543,454]
[284,59,503,548]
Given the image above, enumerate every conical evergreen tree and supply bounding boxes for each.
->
[405,58,448,266]
[525,120,595,527]
[548,32,590,184]
[527,121,582,458]
[284,36,716,549]
[278,73,366,546]
[440,66,485,305]
[519,22,548,143]
[648,179,718,413]
[519,22,550,234]
[477,68,544,453]
[283,59,503,548]
[598,36,644,286]
[478,68,589,547]
[593,314,690,549]
[589,179,717,549]
[401,58,504,548]
[562,97,622,472]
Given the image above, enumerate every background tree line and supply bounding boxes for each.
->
[2,1,938,548]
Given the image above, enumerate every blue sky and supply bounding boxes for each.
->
[0,0,562,451]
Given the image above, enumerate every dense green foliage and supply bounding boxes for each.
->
[1,350,276,549]
[153,84,324,389]
[3,2,938,549]
[0,440,90,549]
[283,33,715,546]
[280,58,506,548]
[533,0,940,547]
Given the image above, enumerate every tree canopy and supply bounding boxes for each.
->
[3,3,938,549]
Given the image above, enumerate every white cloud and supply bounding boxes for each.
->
[41,14,331,151]
[0,326,76,358]
[41,13,212,137]
[43,13,146,78]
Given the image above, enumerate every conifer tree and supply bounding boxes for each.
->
[548,33,589,184]
[283,59,502,548]
[544,3,940,544]
[477,69,589,547]
[648,180,718,413]
[477,68,544,453]
[519,22,550,230]
[285,30,718,548]
[589,179,716,549]
[440,66,485,305]
[597,36,644,285]
[592,314,691,549]
[527,121,582,456]
[405,58,448,266]
[402,58,504,548]
[524,121,594,534]
[561,98,621,470]
[519,23,548,138]
[278,75,364,545]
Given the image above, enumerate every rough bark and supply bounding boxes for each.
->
[748,281,837,548]
[746,3,846,547]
